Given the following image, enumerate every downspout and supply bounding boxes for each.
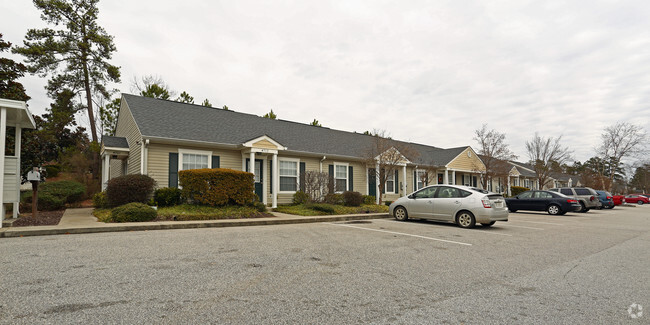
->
[320,156,326,198]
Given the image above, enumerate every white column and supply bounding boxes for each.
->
[451,170,456,185]
[140,141,144,174]
[375,162,380,204]
[262,158,268,205]
[507,177,511,196]
[402,165,408,195]
[0,108,6,227]
[241,154,246,171]
[272,153,278,208]
[536,180,540,190]
[13,126,21,218]
[443,169,448,185]
[249,152,255,176]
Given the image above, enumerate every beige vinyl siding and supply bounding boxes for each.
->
[147,143,243,188]
[252,139,278,150]
[113,98,142,175]
[447,147,485,172]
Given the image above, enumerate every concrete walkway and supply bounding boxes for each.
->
[0,208,389,238]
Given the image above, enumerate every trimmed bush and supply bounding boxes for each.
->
[39,180,86,204]
[343,191,363,206]
[292,191,310,205]
[363,195,376,205]
[106,174,156,207]
[109,203,157,222]
[37,193,65,211]
[306,203,336,214]
[253,202,267,212]
[93,191,108,208]
[154,187,183,207]
[179,168,256,206]
[510,186,530,197]
[324,193,343,205]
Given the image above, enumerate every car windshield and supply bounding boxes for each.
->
[553,192,570,198]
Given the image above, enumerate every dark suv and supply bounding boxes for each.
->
[549,187,601,212]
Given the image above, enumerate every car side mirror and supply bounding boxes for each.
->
[408,194,415,199]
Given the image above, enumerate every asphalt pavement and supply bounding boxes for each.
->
[0,204,648,324]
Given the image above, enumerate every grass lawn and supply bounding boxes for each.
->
[93,204,272,222]
[274,204,389,216]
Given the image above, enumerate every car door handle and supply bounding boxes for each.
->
[455,201,460,204]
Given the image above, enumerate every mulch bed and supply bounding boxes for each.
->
[11,210,65,227]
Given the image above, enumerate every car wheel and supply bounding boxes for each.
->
[393,206,408,221]
[558,211,567,215]
[638,200,644,205]
[579,202,588,213]
[547,204,561,215]
[456,211,476,229]
[481,221,496,227]
[606,205,614,209]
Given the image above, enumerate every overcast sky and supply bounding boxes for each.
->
[3,0,649,164]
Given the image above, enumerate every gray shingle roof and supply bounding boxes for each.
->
[123,94,470,166]
[102,135,129,148]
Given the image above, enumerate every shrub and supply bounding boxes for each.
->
[292,191,310,205]
[106,174,156,207]
[342,191,363,206]
[510,186,530,197]
[93,191,108,208]
[384,200,393,206]
[179,168,257,206]
[44,165,60,178]
[36,193,65,211]
[324,193,343,205]
[253,202,267,212]
[363,195,376,205]
[306,203,336,214]
[108,203,157,223]
[154,187,183,207]
[39,180,86,204]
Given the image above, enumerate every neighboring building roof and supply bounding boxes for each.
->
[122,94,472,166]
[508,161,538,177]
[102,135,129,148]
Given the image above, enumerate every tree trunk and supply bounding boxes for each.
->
[81,56,97,143]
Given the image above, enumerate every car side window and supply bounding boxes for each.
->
[560,189,573,195]
[435,186,460,198]
[535,191,551,199]
[518,191,532,199]
[575,189,590,195]
[459,190,472,198]
[414,187,437,199]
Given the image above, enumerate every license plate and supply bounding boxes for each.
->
[495,201,503,208]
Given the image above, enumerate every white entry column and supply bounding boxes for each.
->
[451,170,456,185]
[402,165,407,195]
[102,153,110,191]
[443,169,448,185]
[272,153,278,208]
[0,108,6,226]
[13,125,21,218]
[375,162,380,204]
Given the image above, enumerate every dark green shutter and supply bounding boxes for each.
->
[212,156,220,168]
[269,159,273,194]
[245,158,250,172]
[395,170,399,194]
[414,170,417,190]
[168,153,178,188]
[329,164,334,193]
[348,166,353,191]
[300,162,306,192]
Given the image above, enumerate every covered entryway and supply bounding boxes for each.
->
[241,135,287,208]
[246,158,264,202]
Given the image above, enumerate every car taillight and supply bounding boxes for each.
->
[607,196,612,199]
[590,196,595,201]
[481,197,492,208]
[568,199,578,204]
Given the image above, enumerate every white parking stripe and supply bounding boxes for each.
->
[502,224,545,230]
[469,229,513,236]
[511,220,564,226]
[326,223,473,246]
[374,219,513,236]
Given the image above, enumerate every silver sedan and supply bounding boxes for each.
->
[388,185,509,228]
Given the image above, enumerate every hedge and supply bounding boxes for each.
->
[106,174,156,207]
[510,186,530,197]
[22,180,85,211]
[179,168,257,206]
[154,187,183,207]
[108,203,157,222]
[342,191,363,206]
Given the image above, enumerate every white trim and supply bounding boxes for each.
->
[385,170,396,194]
[242,135,287,150]
[178,148,212,171]
[272,154,278,208]
[333,162,349,193]
[278,157,300,194]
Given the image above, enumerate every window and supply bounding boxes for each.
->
[560,188,573,196]
[279,160,298,192]
[385,172,395,193]
[334,163,348,193]
[525,179,530,188]
[518,191,532,198]
[416,170,427,190]
[574,188,591,195]
[435,186,461,198]
[179,149,211,171]
[414,187,437,199]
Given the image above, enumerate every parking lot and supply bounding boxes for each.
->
[1,205,648,324]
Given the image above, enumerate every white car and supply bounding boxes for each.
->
[388,185,509,228]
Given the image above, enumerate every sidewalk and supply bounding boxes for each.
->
[0,208,389,238]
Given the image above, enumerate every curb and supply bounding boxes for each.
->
[0,213,389,238]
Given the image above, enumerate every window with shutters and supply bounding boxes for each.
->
[416,170,426,190]
[334,163,348,193]
[279,158,299,192]
[179,149,211,171]
[385,172,395,193]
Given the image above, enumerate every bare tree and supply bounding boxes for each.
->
[364,129,419,205]
[473,124,518,188]
[598,122,648,192]
[525,133,572,189]
[302,171,330,202]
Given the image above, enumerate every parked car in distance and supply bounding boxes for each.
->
[389,185,508,228]
[595,190,615,209]
[548,187,601,212]
[625,194,649,205]
[612,195,626,206]
[505,190,581,215]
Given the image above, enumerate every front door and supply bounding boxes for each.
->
[246,159,264,202]
[368,169,376,197]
